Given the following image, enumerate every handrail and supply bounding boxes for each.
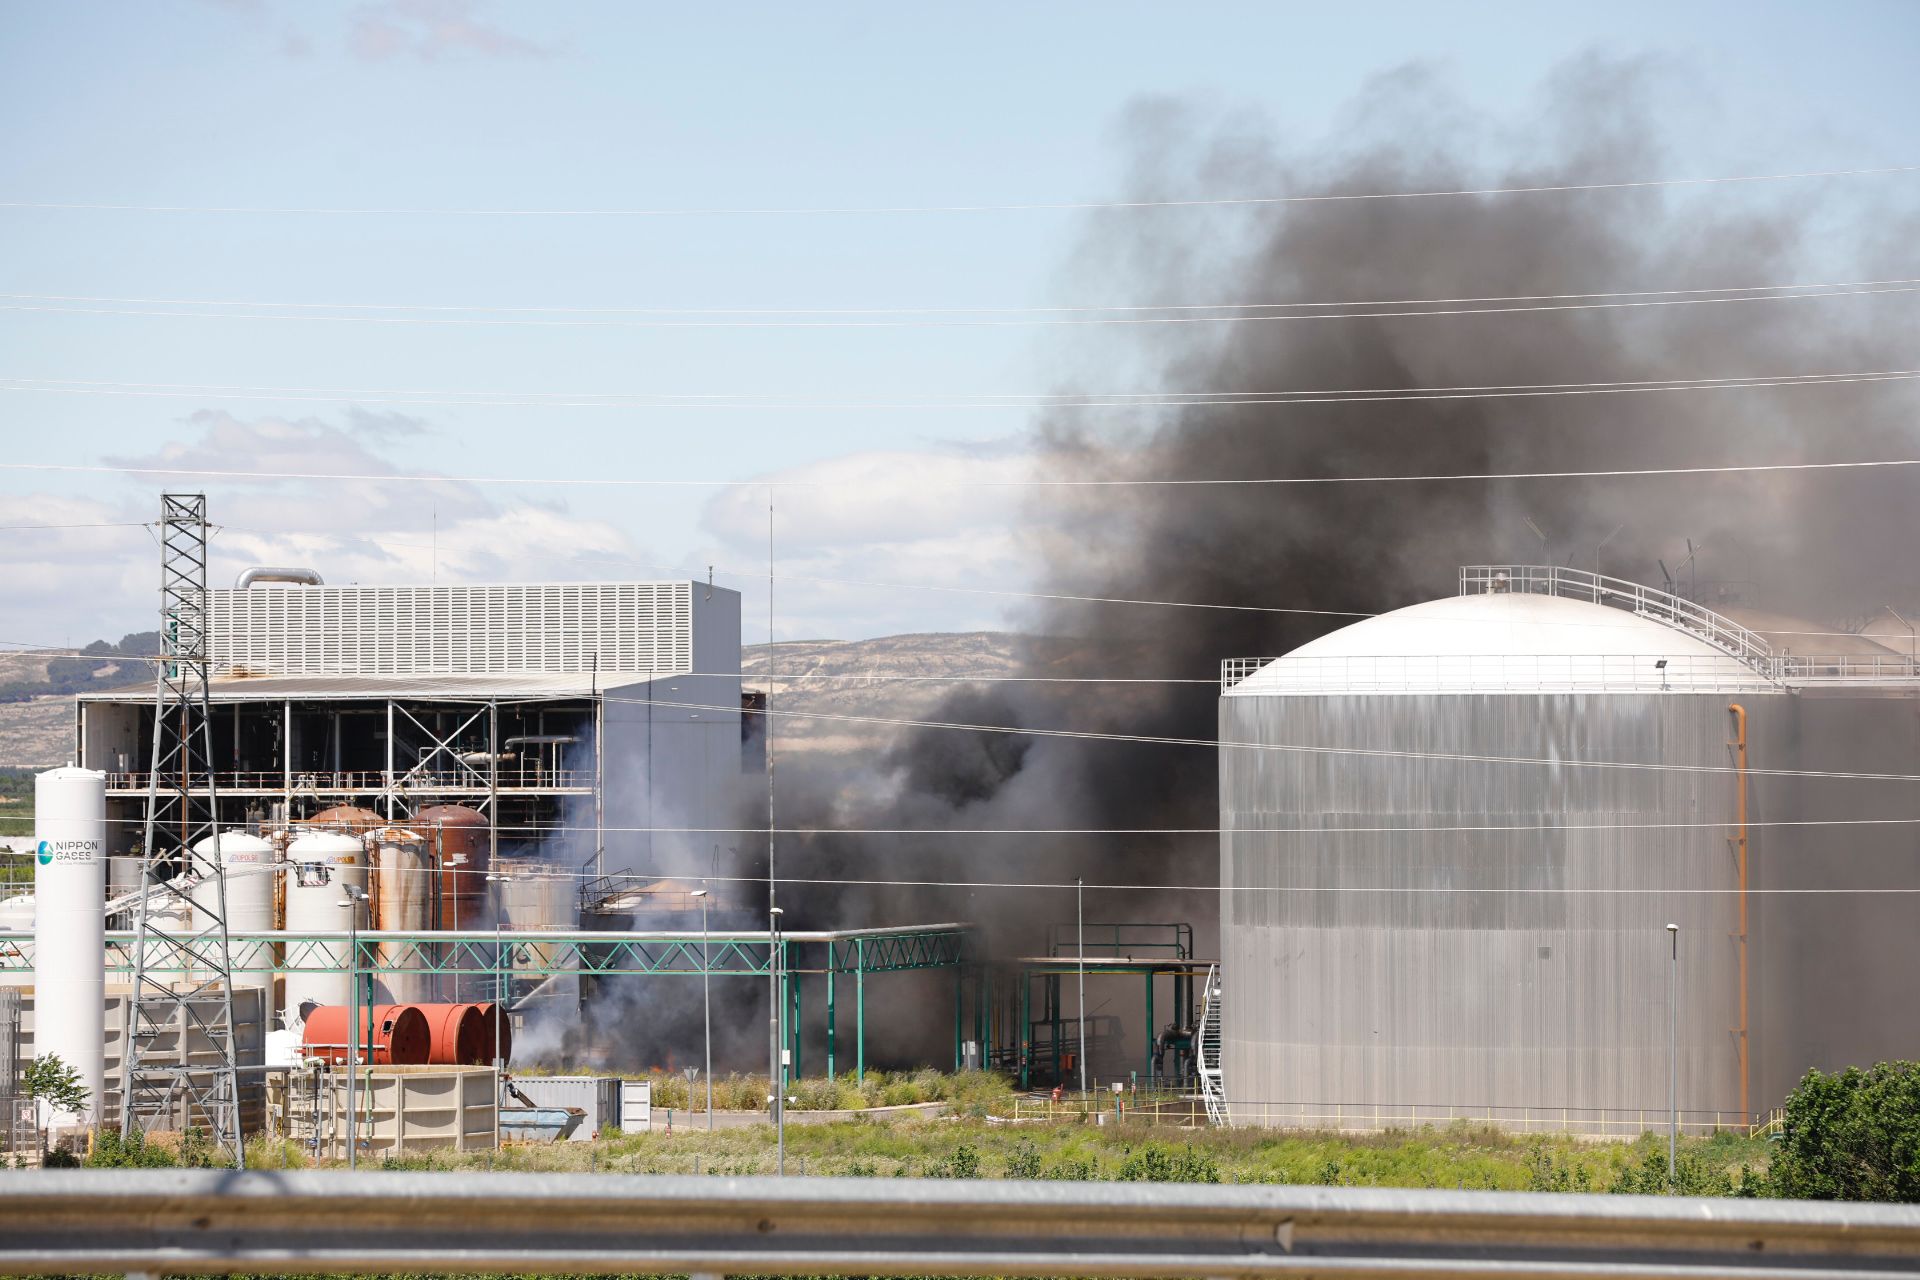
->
[1197,963,1226,1128]
[1219,567,1920,692]
[9,1169,1920,1277]
[1460,565,1775,670]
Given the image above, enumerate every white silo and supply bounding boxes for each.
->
[194,832,277,933]
[191,832,276,990]
[282,831,366,1024]
[33,767,106,1127]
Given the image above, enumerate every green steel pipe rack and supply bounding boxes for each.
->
[0,924,972,1085]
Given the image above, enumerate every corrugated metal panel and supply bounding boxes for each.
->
[1220,692,1767,1132]
[76,673,632,703]
[511,1076,620,1141]
[207,582,707,678]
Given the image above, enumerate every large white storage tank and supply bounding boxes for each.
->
[33,767,106,1127]
[282,831,366,1022]
[192,832,276,990]
[193,832,276,933]
[1218,568,1782,1134]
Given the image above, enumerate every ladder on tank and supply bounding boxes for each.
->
[1196,963,1227,1127]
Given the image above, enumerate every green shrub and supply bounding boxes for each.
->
[1045,1155,1096,1180]
[1766,1062,1920,1202]
[85,1129,175,1168]
[1117,1143,1221,1184]
[925,1143,981,1179]
[1005,1140,1042,1179]
[1524,1141,1595,1192]
[791,1077,841,1111]
[1610,1145,1736,1197]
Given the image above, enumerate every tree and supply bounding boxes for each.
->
[1766,1062,1920,1202]
[21,1053,91,1155]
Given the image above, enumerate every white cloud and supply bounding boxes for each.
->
[8,411,648,646]
[347,0,551,61]
[701,448,1048,640]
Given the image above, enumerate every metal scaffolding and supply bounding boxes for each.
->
[119,494,245,1161]
[2,924,973,1087]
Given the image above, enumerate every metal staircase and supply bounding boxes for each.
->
[1196,963,1227,1127]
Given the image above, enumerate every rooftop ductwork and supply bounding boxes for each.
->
[234,566,324,590]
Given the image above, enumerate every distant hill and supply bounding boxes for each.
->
[0,631,158,703]
[0,631,1020,770]
[740,632,1020,755]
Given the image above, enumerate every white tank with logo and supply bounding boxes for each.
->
[33,766,106,1129]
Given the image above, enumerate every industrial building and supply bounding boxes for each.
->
[1218,565,1920,1133]
[12,558,977,1152]
[73,573,756,934]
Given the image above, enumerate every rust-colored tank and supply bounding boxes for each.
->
[420,1002,487,1065]
[302,1003,431,1065]
[299,805,383,834]
[475,1000,512,1065]
[413,804,491,926]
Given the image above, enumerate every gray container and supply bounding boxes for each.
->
[510,1075,619,1141]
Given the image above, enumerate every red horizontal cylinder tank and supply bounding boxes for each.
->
[476,1000,512,1064]
[301,1003,431,1065]
[419,1002,487,1065]
[413,804,491,925]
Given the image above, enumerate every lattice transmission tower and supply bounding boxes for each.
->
[119,493,245,1161]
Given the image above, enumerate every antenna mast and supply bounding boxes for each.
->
[120,493,246,1162]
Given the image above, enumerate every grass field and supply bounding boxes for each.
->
[243,1112,1769,1194]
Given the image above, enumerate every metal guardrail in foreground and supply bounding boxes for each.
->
[5,1170,1920,1278]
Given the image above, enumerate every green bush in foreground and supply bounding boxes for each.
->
[1767,1061,1920,1202]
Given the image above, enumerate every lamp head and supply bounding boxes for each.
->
[690,888,709,899]
[1666,922,1679,933]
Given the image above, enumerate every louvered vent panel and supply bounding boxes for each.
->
[207,582,697,677]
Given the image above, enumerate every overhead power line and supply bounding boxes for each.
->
[2,162,1914,216]
[12,453,1920,493]
[8,274,1920,318]
[12,846,1920,898]
[37,814,1920,839]
[5,366,1919,412]
[7,281,1918,329]
[602,691,1920,787]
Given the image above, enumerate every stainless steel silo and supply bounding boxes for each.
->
[1218,567,1785,1134]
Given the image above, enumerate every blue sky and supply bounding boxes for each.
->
[3,1,1917,645]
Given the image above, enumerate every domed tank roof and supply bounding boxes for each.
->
[1230,590,1774,695]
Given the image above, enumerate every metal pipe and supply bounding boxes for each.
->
[1077,877,1088,1097]
[693,886,712,1132]
[233,567,323,590]
[1728,704,1750,1127]
[1667,922,1679,1185]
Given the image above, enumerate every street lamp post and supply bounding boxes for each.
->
[1076,877,1087,1099]
[769,904,785,1174]
[486,872,508,1150]
[337,883,368,1169]
[692,886,713,1131]
[1667,922,1680,1185]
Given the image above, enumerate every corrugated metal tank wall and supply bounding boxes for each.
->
[1220,691,1771,1131]
[1752,691,1920,1107]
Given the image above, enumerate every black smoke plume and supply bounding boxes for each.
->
[771,57,1920,1071]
